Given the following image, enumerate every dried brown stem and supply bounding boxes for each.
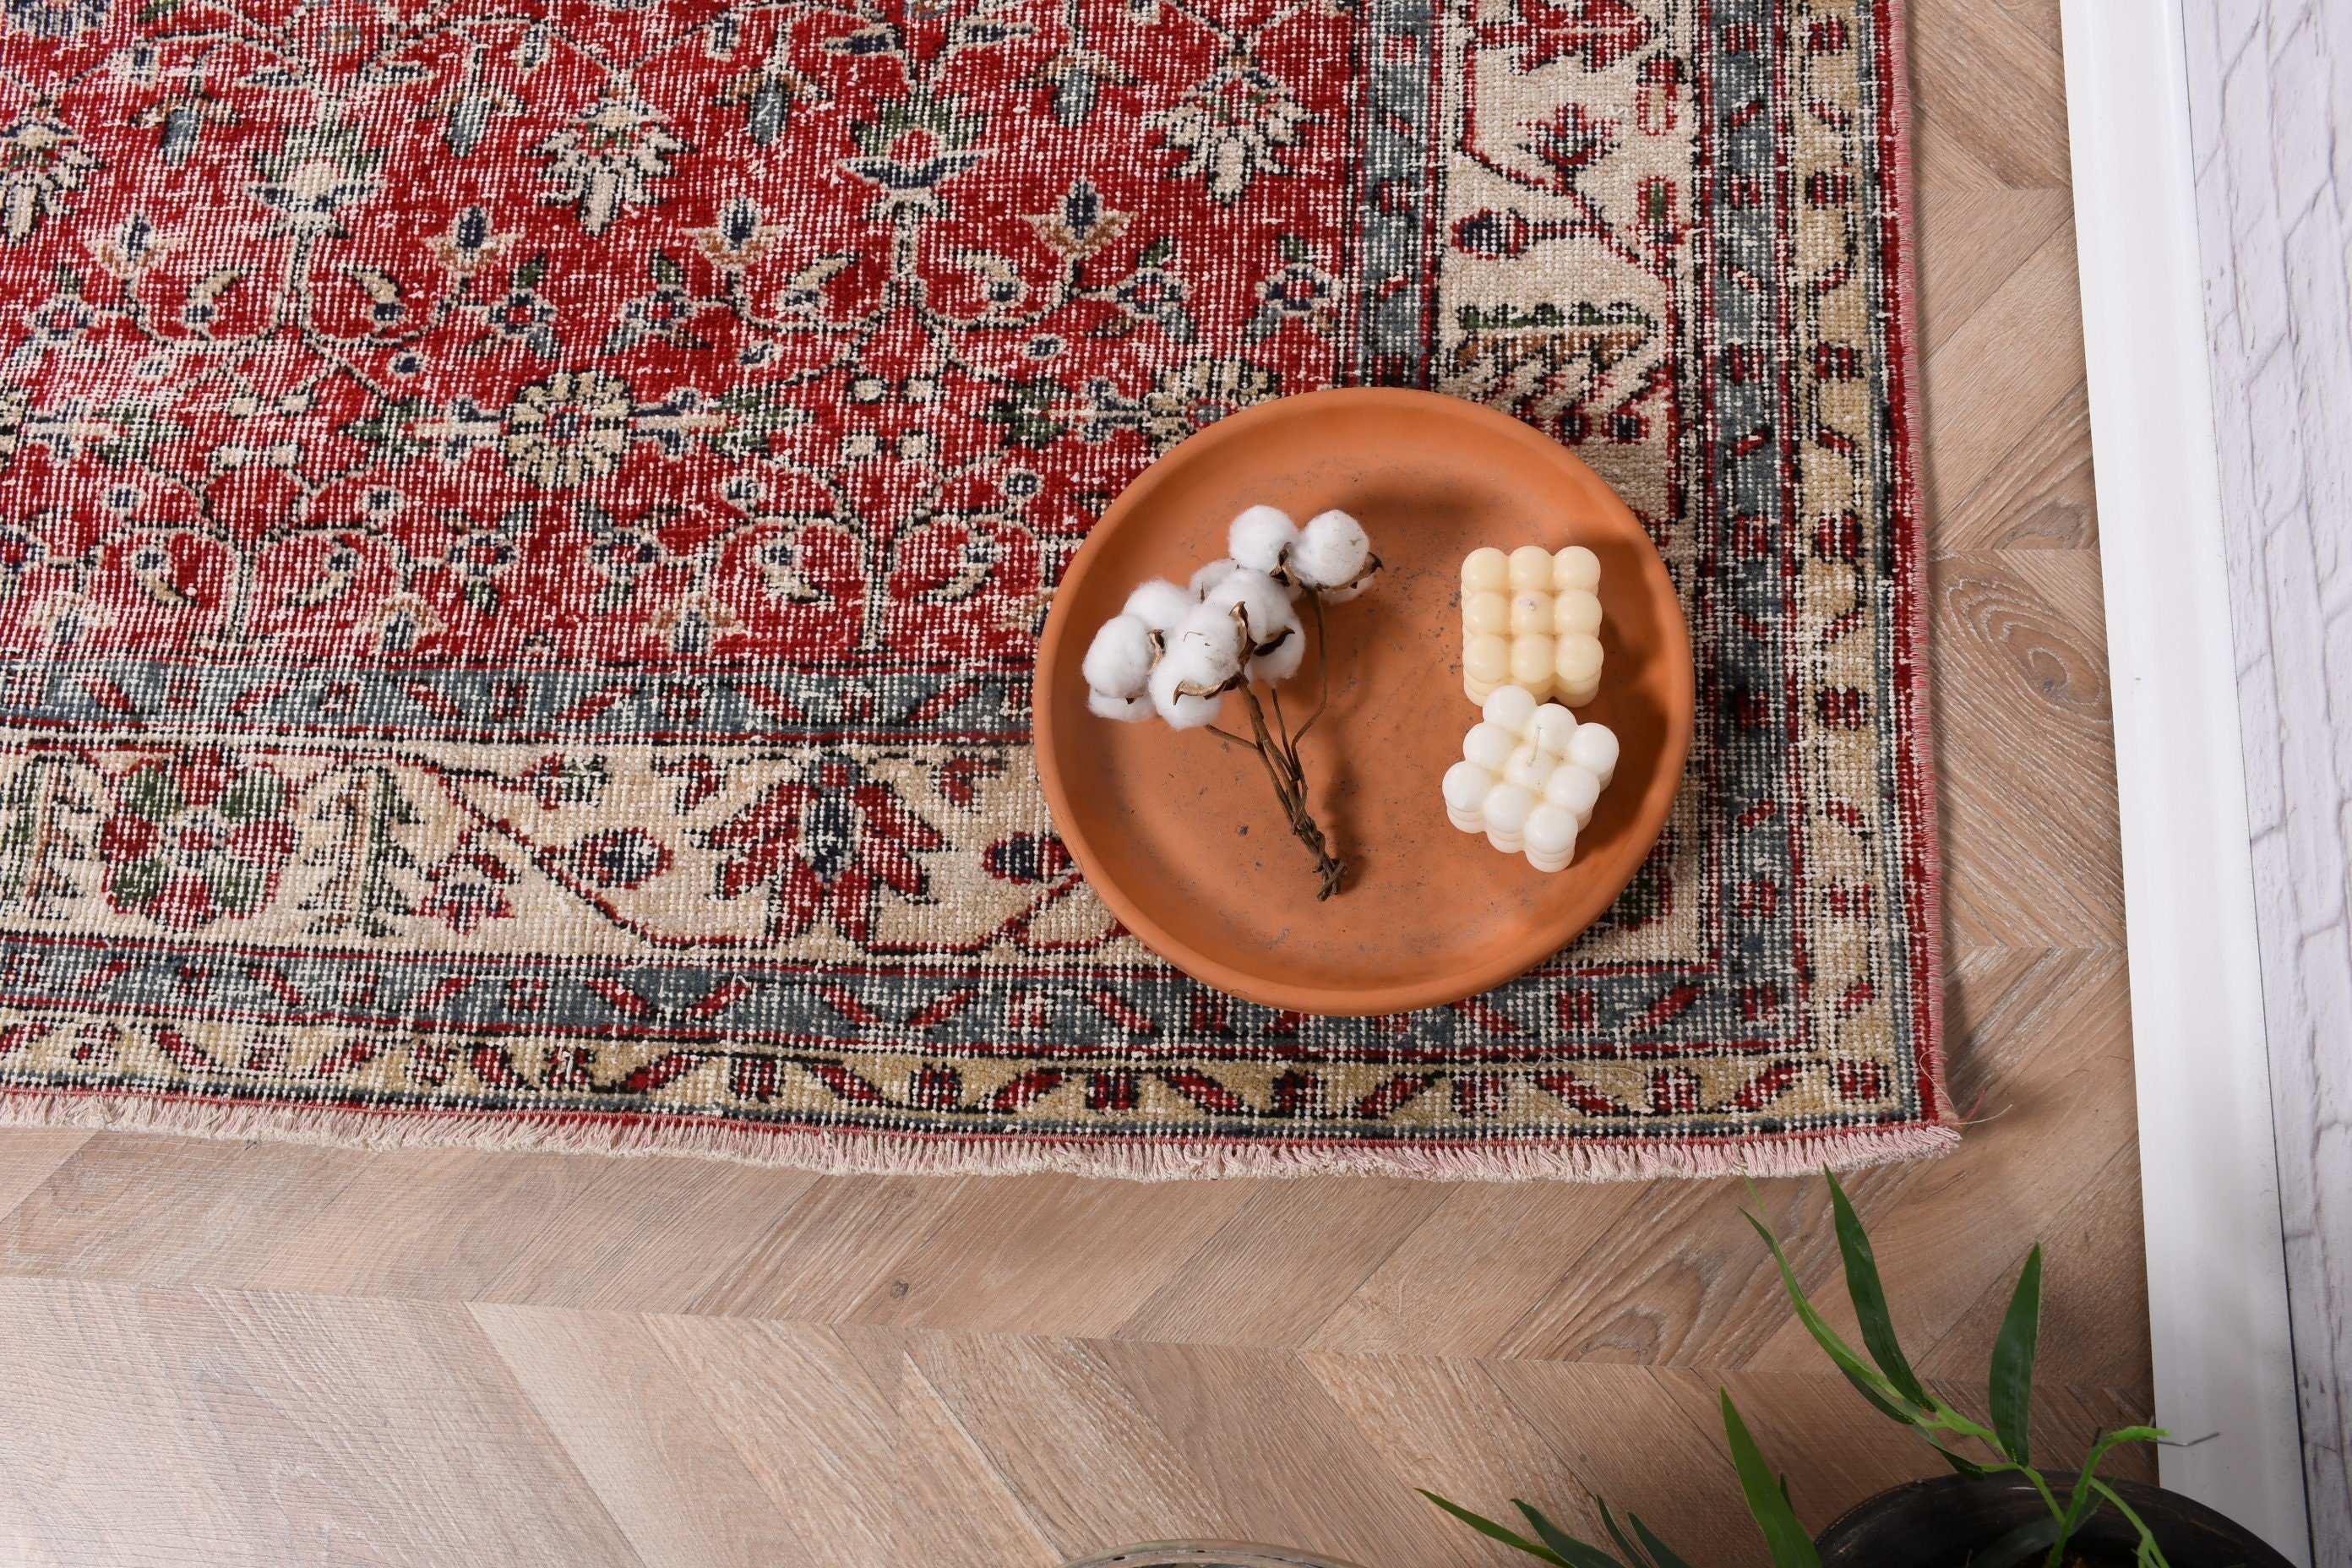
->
[1234,683,1345,900]
[1293,591,1332,747]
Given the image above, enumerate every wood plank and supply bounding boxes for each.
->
[905,1328,1234,1556]
[643,1315,1071,1568]
[1934,550,2127,949]
[1744,949,2148,1391]
[1913,188,2074,357]
[1091,1337,1478,1566]
[1309,1349,1685,1557]
[0,1135,817,1314]
[0,1277,645,1566]
[1921,225,2093,514]
[1903,0,2075,189]
[686,1173,977,1320]
[835,1173,1255,1337]
[1304,1182,1653,1360]
[473,1303,817,1568]
[0,1129,87,1227]
[1111,1178,1456,1348]
[1929,382,2098,552]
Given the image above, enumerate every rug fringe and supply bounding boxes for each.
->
[0,1086,1958,1182]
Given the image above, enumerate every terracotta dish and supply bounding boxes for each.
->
[1033,389,1694,1015]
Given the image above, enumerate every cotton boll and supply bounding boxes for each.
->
[1147,644,1228,730]
[1482,684,1538,736]
[1462,591,1510,637]
[1523,803,1577,871]
[1462,547,1511,593]
[1507,545,1553,591]
[1528,702,1576,757]
[1088,687,1153,722]
[1483,783,1536,853]
[1544,763,1601,823]
[1552,589,1603,638]
[1291,509,1371,592]
[1566,722,1619,787]
[1246,603,1306,682]
[1081,614,1157,700]
[1462,721,1516,774]
[1171,600,1247,672]
[1124,579,1193,632]
[1190,558,1241,599]
[1202,568,1293,644]
[1228,505,1300,575]
[1553,545,1600,592]
[1315,575,1371,603]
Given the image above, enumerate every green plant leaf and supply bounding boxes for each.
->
[1933,1441,1991,1481]
[2085,1477,2175,1568]
[1417,1491,1573,1566]
[1512,1499,1629,1568]
[1827,1169,1934,1407]
[1591,1500,1649,1567]
[1966,1516,2065,1568]
[1989,1245,2043,1466]
[1627,1511,1700,1568]
[2073,1425,2168,1498]
[1837,1364,1916,1424]
[1743,1208,1925,1423]
[1719,1393,1823,1568]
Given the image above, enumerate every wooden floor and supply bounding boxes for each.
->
[0,6,2137,1565]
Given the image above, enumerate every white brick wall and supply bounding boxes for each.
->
[2183,1,2352,1556]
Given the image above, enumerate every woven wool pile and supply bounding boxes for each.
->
[0,0,1949,1177]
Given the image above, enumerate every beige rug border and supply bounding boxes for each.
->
[0,1085,1958,1182]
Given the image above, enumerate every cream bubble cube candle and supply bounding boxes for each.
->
[1459,543,1604,707]
[1440,686,1620,873]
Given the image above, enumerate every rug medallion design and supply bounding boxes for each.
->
[0,0,1950,1175]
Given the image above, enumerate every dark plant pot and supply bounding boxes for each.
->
[1815,1473,2296,1568]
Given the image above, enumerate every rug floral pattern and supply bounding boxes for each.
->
[0,0,1947,1175]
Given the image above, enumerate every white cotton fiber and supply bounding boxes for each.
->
[1082,614,1157,700]
[1089,688,1152,722]
[1147,640,1229,729]
[1123,579,1194,632]
[1246,601,1305,682]
[1202,568,1293,643]
[1170,600,1247,673]
[1228,504,1300,576]
[1190,558,1241,599]
[1291,509,1372,593]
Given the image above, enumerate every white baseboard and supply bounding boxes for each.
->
[2055,0,2310,1557]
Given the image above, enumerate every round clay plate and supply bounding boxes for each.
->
[1034,388,1693,1015]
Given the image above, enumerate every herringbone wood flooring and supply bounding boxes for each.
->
[0,4,2140,1563]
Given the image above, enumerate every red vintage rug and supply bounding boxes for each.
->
[0,0,1950,1177]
